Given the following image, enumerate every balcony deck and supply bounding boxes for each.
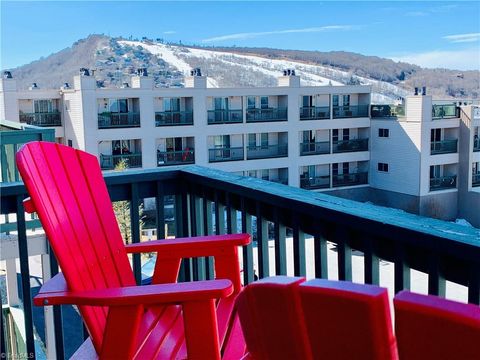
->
[1,166,479,359]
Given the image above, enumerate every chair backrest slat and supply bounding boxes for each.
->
[16,142,135,352]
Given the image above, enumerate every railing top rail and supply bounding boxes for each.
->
[179,166,480,246]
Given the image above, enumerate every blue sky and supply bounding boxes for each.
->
[1,1,479,70]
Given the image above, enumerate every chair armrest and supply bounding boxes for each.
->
[125,234,250,259]
[34,273,233,307]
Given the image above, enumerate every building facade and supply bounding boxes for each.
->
[1,70,479,226]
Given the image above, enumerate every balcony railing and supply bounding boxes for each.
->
[157,149,195,166]
[207,110,243,124]
[300,175,330,190]
[98,112,141,128]
[299,106,330,120]
[431,140,458,155]
[19,112,62,127]
[432,105,459,119]
[100,153,142,170]
[300,141,330,156]
[473,173,480,187]
[208,147,244,162]
[155,111,193,126]
[1,166,479,359]
[332,172,368,187]
[430,175,457,191]
[246,108,287,122]
[370,105,405,118]
[474,139,480,152]
[333,105,369,118]
[246,144,288,160]
[332,139,369,153]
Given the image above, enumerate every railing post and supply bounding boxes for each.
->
[292,215,306,277]
[16,195,36,359]
[428,254,446,298]
[364,236,380,285]
[48,245,65,360]
[202,189,215,280]
[5,258,20,306]
[155,181,165,240]
[256,202,269,278]
[394,242,411,293]
[241,198,254,284]
[41,253,57,359]
[468,265,480,305]
[336,227,352,281]
[313,227,328,279]
[130,183,142,285]
[274,209,287,276]
[214,191,225,235]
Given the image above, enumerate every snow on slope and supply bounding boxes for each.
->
[119,40,406,101]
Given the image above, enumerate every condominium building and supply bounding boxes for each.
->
[1,69,478,226]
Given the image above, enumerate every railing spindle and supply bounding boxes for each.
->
[48,247,65,360]
[428,254,446,297]
[155,181,165,240]
[336,228,352,281]
[256,202,269,278]
[364,237,380,285]
[292,216,306,277]
[130,183,142,285]
[394,242,411,293]
[241,198,254,284]
[202,190,215,280]
[468,265,480,305]
[15,195,36,359]
[314,233,328,279]
[274,209,287,276]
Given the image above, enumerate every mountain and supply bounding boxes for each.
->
[5,34,479,103]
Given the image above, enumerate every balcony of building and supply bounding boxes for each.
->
[474,132,479,152]
[18,99,62,127]
[99,139,142,170]
[299,94,330,120]
[473,173,480,187]
[429,164,457,191]
[1,165,479,359]
[244,167,288,185]
[300,164,330,190]
[156,137,195,166]
[154,97,194,126]
[432,104,459,119]
[332,128,369,153]
[332,161,369,187]
[430,128,458,155]
[246,132,288,160]
[300,129,330,156]
[207,96,243,124]
[97,98,140,128]
[370,104,405,118]
[245,95,287,123]
[332,93,369,119]
[208,134,244,162]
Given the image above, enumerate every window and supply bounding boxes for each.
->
[343,129,350,141]
[261,133,268,149]
[342,162,349,174]
[332,95,339,107]
[261,169,269,180]
[260,97,269,109]
[302,96,312,107]
[109,99,128,113]
[164,98,180,112]
[67,139,73,147]
[247,96,256,109]
[378,163,389,172]
[378,129,390,138]
[430,165,441,178]
[34,99,55,113]
[431,128,441,142]
[332,129,339,142]
[332,163,338,176]
[342,95,350,107]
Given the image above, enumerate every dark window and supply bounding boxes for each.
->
[67,139,73,147]
[378,129,390,137]
[378,163,389,172]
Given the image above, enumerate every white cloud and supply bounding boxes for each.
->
[443,33,480,44]
[390,48,480,71]
[201,25,354,43]
[163,31,176,35]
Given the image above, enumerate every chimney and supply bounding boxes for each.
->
[277,68,300,87]
[74,67,96,90]
[422,86,426,96]
[185,68,207,88]
[61,82,71,90]
[29,82,39,90]
[131,68,153,89]
[414,87,419,95]
[3,71,12,79]
[79,68,90,76]
[121,82,130,88]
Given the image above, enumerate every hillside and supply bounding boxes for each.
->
[5,34,479,102]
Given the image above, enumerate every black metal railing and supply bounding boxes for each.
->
[207,110,243,124]
[246,108,287,122]
[1,166,480,359]
[300,175,330,190]
[472,173,480,187]
[332,172,368,187]
[431,140,458,155]
[19,112,62,127]
[473,139,480,152]
[430,175,457,191]
[155,111,193,126]
[246,144,288,160]
[100,153,142,170]
[208,147,244,162]
[332,139,369,153]
[300,141,330,156]
[98,112,141,128]
[299,106,330,120]
[432,104,459,119]
[157,149,195,166]
[370,105,405,118]
[333,105,369,118]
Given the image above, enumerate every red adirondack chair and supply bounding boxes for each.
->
[394,291,480,360]
[237,277,398,360]
[16,141,250,359]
